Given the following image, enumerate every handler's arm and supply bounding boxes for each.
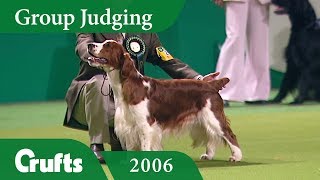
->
[75,33,94,62]
[146,33,201,79]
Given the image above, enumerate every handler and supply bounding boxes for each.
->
[63,33,219,164]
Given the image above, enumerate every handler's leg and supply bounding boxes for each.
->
[73,75,122,164]
[216,1,249,101]
[244,0,270,101]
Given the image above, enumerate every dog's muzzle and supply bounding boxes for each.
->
[88,57,108,64]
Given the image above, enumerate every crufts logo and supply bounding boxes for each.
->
[15,148,83,173]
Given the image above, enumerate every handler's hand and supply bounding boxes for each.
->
[213,0,224,7]
[202,72,220,81]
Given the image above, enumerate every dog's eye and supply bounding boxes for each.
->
[105,43,110,47]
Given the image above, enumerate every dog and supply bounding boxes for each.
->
[271,0,320,104]
[87,40,242,162]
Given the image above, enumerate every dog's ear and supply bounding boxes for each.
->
[120,53,136,79]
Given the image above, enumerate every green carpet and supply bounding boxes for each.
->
[1,99,320,180]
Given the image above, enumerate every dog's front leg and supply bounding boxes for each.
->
[291,70,310,105]
[114,107,127,150]
[139,126,152,151]
[271,62,299,103]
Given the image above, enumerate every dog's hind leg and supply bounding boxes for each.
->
[211,108,242,162]
[189,122,217,160]
[198,99,242,161]
[221,127,242,162]
[210,118,242,162]
[271,62,299,103]
[199,133,220,160]
[291,70,311,104]
[196,107,225,161]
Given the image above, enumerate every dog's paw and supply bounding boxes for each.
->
[289,100,303,105]
[229,156,240,162]
[200,154,213,160]
[229,149,242,162]
[268,98,281,104]
[229,153,242,162]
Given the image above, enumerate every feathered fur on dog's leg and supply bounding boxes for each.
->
[139,129,152,151]
[210,99,242,162]
[220,116,242,162]
[223,130,242,162]
[151,124,163,151]
[190,122,214,160]
[196,99,225,161]
[114,107,127,150]
[190,123,216,160]
[199,133,220,160]
[137,121,153,151]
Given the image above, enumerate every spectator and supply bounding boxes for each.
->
[213,0,271,106]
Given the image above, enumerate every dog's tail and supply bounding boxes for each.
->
[209,77,230,92]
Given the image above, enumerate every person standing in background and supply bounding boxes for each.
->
[213,0,271,106]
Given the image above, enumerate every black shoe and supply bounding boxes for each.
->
[109,127,124,151]
[245,100,268,105]
[90,144,106,164]
[224,100,230,107]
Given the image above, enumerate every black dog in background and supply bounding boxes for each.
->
[271,0,320,104]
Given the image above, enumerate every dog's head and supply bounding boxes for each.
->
[272,0,313,16]
[87,40,127,72]
[87,40,138,79]
[272,0,317,30]
[272,0,290,10]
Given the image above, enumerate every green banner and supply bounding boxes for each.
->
[0,139,106,179]
[103,151,202,180]
[0,0,185,33]
[0,139,202,179]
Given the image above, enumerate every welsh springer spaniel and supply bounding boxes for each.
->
[87,40,242,162]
